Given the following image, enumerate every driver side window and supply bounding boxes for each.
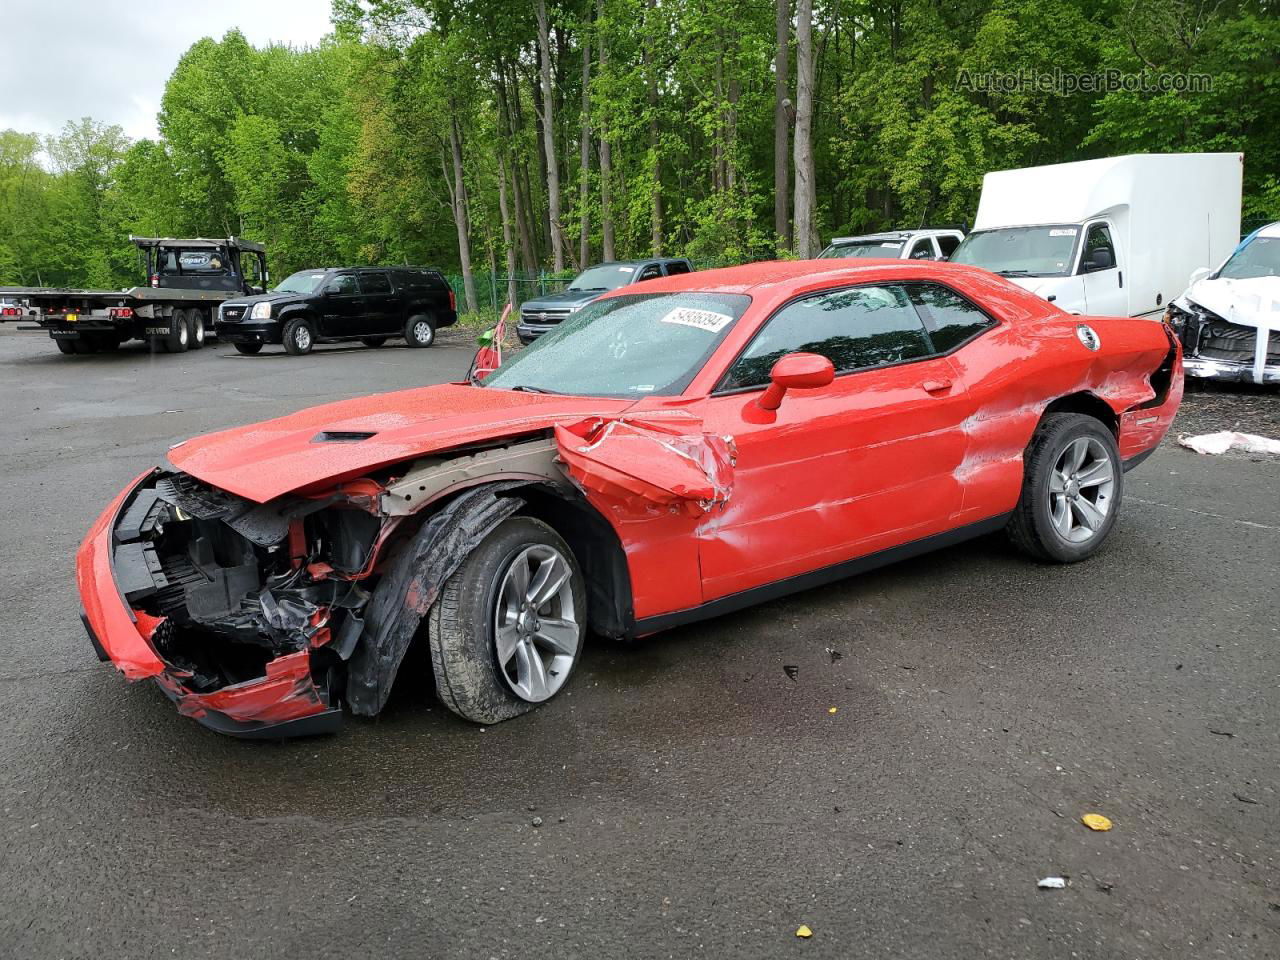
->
[328,273,358,295]
[1080,223,1116,273]
[637,264,662,281]
[721,285,932,390]
[908,239,936,260]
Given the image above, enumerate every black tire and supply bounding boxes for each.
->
[404,314,436,348]
[233,342,263,355]
[186,309,206,350]
[160,311,189,353]
[1006,413,1123,563]
[361,336,388,348]
[87,332,118,352]
[55,338,77,355]
[282,317,315,355]
[428,517,586,724]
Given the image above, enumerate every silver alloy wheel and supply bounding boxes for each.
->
[1048,436,1115,543]
[413,319,434,345]
[493,544,580,702]
[192,311,205,345]
[294,324,312,351]
[177,317,188,347]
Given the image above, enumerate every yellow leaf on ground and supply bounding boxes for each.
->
[828,707,838,714]
[796,925,813,938]
[1082,813,1113,831]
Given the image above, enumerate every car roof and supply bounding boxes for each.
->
[597,258,996,297]
[828,229,962,244]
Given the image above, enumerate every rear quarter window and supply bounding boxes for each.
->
[906,283,997,352]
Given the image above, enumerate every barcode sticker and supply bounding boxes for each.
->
[659,307,734,333]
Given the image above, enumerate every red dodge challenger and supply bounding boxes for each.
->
[77,260,1182,737]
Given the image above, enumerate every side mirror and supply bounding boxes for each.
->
[1086,247,1115,271]
[758,352,835,411]
[1188,266,1211,286]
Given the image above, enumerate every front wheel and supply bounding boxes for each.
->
[1007,413,1123,563]
[282,317,315,355]
[428,517,586,724]
[404,314,436,348]
[233,342,263,355]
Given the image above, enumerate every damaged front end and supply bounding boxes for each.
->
[89,470,388,736]
[1166,298,1280,385]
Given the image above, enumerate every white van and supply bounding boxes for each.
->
[951,154,1242,317]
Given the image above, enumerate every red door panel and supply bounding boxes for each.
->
[694,354,972,601]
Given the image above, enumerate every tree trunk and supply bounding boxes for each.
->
[792,0,817,258]
[497,152,519,313]
[448,110,478,313]
[645,0,662,255]
[497,62,537,272]
[774,0,791,249]
[597,0,615,261]
[536,0,565,272]
[578,27,592,271]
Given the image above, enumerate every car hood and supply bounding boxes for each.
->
[1180,276,1280,329]
[520,289,606,312]
[224,291,308,310]
[168,383,633,502]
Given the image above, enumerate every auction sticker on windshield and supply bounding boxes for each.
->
[660,307,734,333]
[1049,228,1078,237]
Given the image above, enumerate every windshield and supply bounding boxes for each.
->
[1218,234,1280,280]
[818,240,904,259]
[568,263,644,291]
[275,270,326,294]
[484,292,751,397]
[950,225,1081,277]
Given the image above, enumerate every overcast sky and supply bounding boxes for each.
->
[0,0,334,144]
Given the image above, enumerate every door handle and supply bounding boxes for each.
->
[921,378,953,394]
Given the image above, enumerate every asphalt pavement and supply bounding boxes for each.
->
[1,326,1276,959]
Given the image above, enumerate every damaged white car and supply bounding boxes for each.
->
[1166,222,1280,384]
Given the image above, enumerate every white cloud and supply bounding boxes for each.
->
[0,0,333,143]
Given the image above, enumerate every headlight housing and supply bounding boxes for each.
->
[250,301,272,320]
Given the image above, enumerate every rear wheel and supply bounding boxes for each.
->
[87,332,118,352]
[233,342,263,355]
[160,312,189,353]
[404,314,435,348]
[1007,413,1122,563]
[55,338,77,355]
[283,317,315,355]
[186,309,206,350]
[361,336,387,348]
[428,517,586,724]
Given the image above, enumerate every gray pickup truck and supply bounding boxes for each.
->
[517,258,694,343]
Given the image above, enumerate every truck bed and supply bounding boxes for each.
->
[0,286,239,304]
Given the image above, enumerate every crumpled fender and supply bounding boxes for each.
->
[553,412,736,516]
[345,483,523,717]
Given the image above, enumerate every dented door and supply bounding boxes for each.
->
[695,355,972,602]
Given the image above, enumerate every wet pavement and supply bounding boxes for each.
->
[1,326,1276,959]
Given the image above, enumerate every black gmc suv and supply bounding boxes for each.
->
[215,266,457,355]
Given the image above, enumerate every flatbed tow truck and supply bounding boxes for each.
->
[0,236,269,355]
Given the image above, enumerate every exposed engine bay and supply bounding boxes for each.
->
[115,472,382,701]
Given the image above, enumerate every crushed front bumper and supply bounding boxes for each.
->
[75,471,341,738]
[1183,355,1280,384]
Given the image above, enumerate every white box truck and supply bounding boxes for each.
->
[950,153,1242,317]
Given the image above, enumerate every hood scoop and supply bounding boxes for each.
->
[312,430,379,444]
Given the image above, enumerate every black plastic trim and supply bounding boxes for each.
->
[633,514,1011,636]
[1122,448,1155,473]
